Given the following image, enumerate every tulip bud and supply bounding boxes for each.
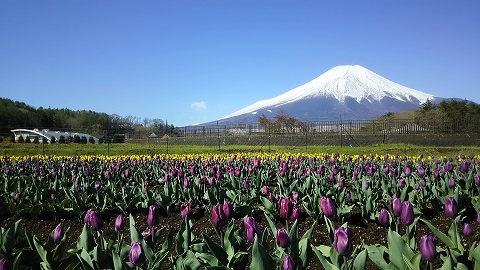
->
[115,214,124,232]
[378,208,389,226]
[52,223,63,244]
[292,191,299,201]
[211,205,225,227]
[180,202,191,219]
[321,196,336,219]
[391,197,402,217]
[0,258,8,270]
[417,166,425,177]
[129,242,145,265]
[444,197,458,218]
[147,205,159,228]
[463,223,472,237]
[291,206,301,221]
[262,186,269,195]
[401,201,414,226]
[338,178,345,188]
[84,209,103,230]
[276,228,291,248]
[243,179,249,190]
[404,165,411,177]
[419,235,436,261]
[223,200,234,220]
[334,227,352,256]
[448,177,455,188]
[279,197,293,220]
[94,180,100,190]
[208,177,215,186]
[477,211,480,224]
[244,216,261,242]
[283,253,295,270]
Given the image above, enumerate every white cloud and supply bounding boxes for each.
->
[191,101,207,111]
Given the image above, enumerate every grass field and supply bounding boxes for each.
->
[1,142,479,157]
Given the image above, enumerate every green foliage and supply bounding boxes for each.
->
[58,135,65,144]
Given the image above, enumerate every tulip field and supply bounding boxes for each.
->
[1,151,480,269]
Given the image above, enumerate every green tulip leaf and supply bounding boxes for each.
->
[250,235,274,270]
[420,218,456,248]
[203,234,228,266]
[353,249,368,270]
[312,244,339,270]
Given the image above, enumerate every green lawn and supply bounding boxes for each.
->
[1,142,479,158]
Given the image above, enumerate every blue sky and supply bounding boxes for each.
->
[1,1,479,127]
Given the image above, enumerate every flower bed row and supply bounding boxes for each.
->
[1,153,480,269]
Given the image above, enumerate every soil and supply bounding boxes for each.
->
[1,204,479,270]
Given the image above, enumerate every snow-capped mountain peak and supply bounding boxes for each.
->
[222,65,434,120]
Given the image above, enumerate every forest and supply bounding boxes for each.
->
[0,98,175,141]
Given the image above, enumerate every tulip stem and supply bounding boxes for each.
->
[343,255,347,270]
[151,228,155,244]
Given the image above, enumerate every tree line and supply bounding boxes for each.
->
[0,98,176,142]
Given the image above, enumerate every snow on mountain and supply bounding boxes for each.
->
[221,65,435,120]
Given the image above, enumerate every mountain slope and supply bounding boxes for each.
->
[206,65,445,125]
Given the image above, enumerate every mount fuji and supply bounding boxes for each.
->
[208,65,445,125]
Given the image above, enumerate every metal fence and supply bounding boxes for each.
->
[2,119,480,148]
[132,119,480,148]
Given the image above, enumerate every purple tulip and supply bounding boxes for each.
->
[276,228,291,248]
[320,196,336,219]
[391,197,402,217]
[338,178,345,188]
[94,180,100,190]
[363,181,369,190]
[180,202,191,219]
[279,197,293,220]
[334,227,353,256]
[0,258,8,270]
[475,175,480,186]
[404,165,411,177]
[292,191,299,201]
[401,201,414,226]
[84,209,103,230]
[378,208,389,226]
[262,186,269,195]
[211,204,225,227]
[417,166,425,177]
[460,160,468,174]
[477,211,480,224]
[243,179,249,190]
[244,216,261,242]
[13,193,19,201]
[444,197,458,218]
[463,223,472,237]
[291,206,301,221]
[115,214,124,232]
[419,235,436,261]
[147,205,159,228]
[52,223,63,244]
[398,178,406,189]
[129,242,145,265]
[283,253,295,270]
[183,178,189,188]
[448,177,455,188]
[223,200,234,220]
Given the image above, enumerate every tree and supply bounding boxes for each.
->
[33,136,40,144]
[24,135,31,143]
[50,136,56,144]
[17,135,24,143]
[88,136,95,144]
[58,135,65,144]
